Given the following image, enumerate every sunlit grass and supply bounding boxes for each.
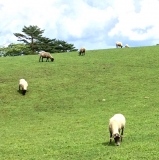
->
[0,46,159,159]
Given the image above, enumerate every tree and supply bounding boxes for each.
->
[0,43,31,56]
[54,40,78,52]
[14,25,78,54]
[14,25,44,53]
[36,36,56,52]
[36,38,78,53]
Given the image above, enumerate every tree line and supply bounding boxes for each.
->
[0,25,78,56]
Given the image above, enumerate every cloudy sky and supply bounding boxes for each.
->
[0,0,159,50]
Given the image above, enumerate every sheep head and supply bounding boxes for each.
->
[51,58,54,62]
[22,90,27,95]
[113,133,121,146]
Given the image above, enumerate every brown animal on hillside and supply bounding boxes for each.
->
[39,51,54,62]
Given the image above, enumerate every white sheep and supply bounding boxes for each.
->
[109,113,126,146]
[19,79,28,95]
[39,51,54,62]
[79,47,86,56]
[116,42,123,48]
[125,44,129,48]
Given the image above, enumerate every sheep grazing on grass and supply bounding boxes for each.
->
[79,47,86,56]
[109,113,126,146]
[19,79,28,95]
[39,51,54,62]
[125,44,129,48]
[116,42,123,48]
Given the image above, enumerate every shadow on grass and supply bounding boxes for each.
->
[102,141,115,147]
[17,90,29,95]
[17,90,22,95]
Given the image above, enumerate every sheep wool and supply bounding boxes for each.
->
[116,42,123,48]
[125,44,129,48]
[109,113,126,146]
[79,47,86,56]
[19,79,28,95]
[39,51,54,62]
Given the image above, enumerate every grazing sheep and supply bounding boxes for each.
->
[125,44,129,48]
[79,47,86,56]
[109,114,126,146]
[39,51,54,62]
[116,42,123,48]
[19,79,28,95]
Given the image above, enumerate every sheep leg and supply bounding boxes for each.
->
[109,132,112,144]
[46,58,49,62]
[19,85,20,90]
[39,57,41,62]
[121,128,124,142]
[42,57,43,62]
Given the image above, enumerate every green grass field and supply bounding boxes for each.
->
[1,46,159,159]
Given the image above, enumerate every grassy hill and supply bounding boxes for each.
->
[0,46,159,159]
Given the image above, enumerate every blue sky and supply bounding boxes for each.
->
[0,0,159,50]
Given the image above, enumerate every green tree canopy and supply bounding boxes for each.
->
[0,43,31,56]
[14,25,44,53]
[14,25,78,54]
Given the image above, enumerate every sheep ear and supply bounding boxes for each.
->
[114,133,120,138]
[117,133,120,137]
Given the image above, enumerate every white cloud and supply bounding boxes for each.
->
[0,0,159,49]
[108,0,159,42]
